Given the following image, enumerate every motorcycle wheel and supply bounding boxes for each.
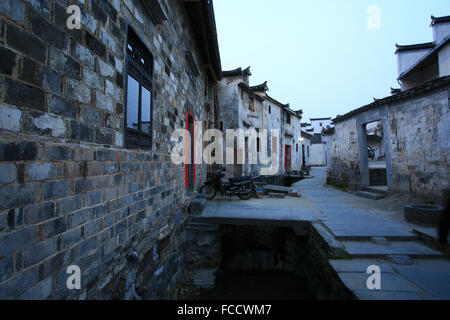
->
[237,186,252,200]
[199,184,216,200]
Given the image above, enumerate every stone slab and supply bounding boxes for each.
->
[329,259,395,273]
[327,228,416,240]
[341,241,443,257]
[337,272,422,293]
[312,222,347,256]
[353,290,423,300]
[264,185,293,194]
[355,191,385,200]
[268,193,286,199]
[392,260,450,300]
[190,199,207,216]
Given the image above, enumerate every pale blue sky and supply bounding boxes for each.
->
[214,0,450,120]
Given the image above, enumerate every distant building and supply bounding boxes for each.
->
[396,15,450,91]
[302,118,333,166]
[218,67,304,177]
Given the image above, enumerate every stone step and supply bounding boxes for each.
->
[335,234,418,241]
[190,199,207,216]
[341,240,443,258]
[363,186,390,196]
[264,185,294,194]
[190,269,216,290]
[268,193,286,199]
[412,228,450,255]
[187,222,220,232]
[354,191,386,200]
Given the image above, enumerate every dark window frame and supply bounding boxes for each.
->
[249,98,255,112]
[124,27,154,150]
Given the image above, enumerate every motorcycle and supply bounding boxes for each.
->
[199,167,258,200]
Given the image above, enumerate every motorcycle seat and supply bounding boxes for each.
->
[229,176,252,183]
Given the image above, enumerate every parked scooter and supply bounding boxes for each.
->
[199,167,257,200]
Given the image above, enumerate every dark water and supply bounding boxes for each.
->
[199,270,317,300]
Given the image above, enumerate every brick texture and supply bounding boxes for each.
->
[0,0,217,300]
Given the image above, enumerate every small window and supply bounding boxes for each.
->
[287,113,291,124]
[319,122,323,127]
[269,105,271,114]
[125,28,154,149]
[296,144,298,152]
[249,98,255,112]
[257,137,260,152]
[307,146,310,157]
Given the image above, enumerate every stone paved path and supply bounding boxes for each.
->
[199,167,450,300]
[295,167,450,300]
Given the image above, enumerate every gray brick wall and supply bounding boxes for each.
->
[0,0,216,299]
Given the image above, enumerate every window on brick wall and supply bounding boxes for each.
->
[125,28,153,149]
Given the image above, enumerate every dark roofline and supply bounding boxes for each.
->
[222,66,251,78]
[395,42,435,54]
[431,15,450,26]
[398,37,450,80]
[238,83,264,102]
[310,117,331,121]
[262,94,302,119]
[285,107,300,117]
[333,75,450,124]
[264,94,289,108]
[182,0,222,81]
[301,131,313,139]
[250,81,268,92]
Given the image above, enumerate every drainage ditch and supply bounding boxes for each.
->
[180,222,355,300]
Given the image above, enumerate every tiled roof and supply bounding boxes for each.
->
[183,0,222,81]
[333,76,450,123]
[238,83,264,102]
[431,15,450,26]
[395,42,435,53]
[222,66,251,77]
[250,81,268,92]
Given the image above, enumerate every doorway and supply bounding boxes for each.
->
[302,145,305,167]
[365,120,387,189]
[285,145,291,172]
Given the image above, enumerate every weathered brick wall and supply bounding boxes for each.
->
[327,85,450,202]
[326,117,360,189]
[0,0,215,299]
[388,87,450,203]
